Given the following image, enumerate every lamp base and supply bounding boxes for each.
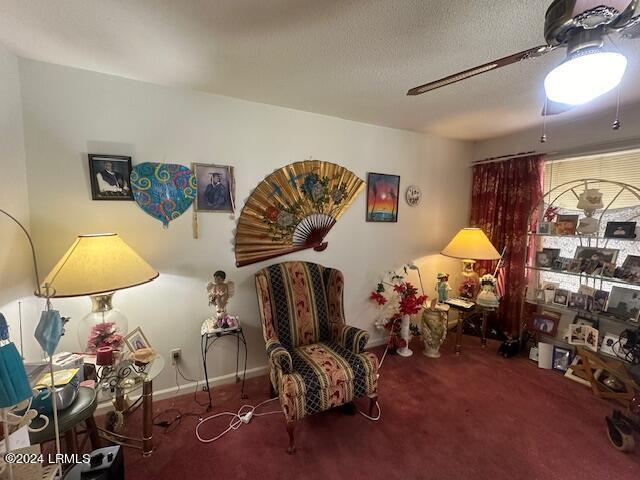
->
[78,292,128,353]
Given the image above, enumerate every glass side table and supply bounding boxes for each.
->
[95,354,165,457]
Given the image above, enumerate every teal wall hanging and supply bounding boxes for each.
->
[131,163,196,227]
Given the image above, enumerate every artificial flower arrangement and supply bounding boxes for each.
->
[86,321,124,353]
[215,313,239,330]
[370,265,428,351]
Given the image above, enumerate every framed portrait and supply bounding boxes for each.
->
[604,221,636,239]
[534,288,546,303]
[366,173,400,222]
[553,288,569,307]
[124,327,152,352]
[88,154,133,201]
[568,324,598,352]
[568,292,588,311]
[555,214,579,235]
[529,313,559,336]
[600,333,624,357]
[537,222,555,235]
[535,248,560,268]
[552,346,572,372]
[591,289,609,312]
[192,163,235,213]
[618,255,640,284]
[529,346,539,362]
[605,286,640,322]
[573,247,619,274]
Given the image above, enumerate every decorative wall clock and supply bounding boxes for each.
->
[131,162,196,228]
[235,160,364,267]
[405,185,422,206]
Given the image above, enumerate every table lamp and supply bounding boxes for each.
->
[38,233,158,352]
[440,228,501,299]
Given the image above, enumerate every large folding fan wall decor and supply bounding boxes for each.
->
[235,160,364,267]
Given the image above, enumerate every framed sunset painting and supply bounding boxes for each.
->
[366,173,400,222]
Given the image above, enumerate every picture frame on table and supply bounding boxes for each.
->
[192,163,236,213]
[529,346,539,362]
[568,324,598,352]
[555,214,579,235]
[605,286,640,323]
[573,315,598,329]
[529,313,560,336]
[552,346,572,372]
[366,173,400,222]
[600,333,622,357]
[553,288,569,307]
[604,221,637,239]
[573,247,619,275]
[88,154,133,201]
[568,292,588,311]
[124,327,152,352]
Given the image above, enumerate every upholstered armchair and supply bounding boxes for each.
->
[255,261,379,453]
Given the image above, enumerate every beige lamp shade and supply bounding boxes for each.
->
[441,228,501,261]
[39,233,158,297]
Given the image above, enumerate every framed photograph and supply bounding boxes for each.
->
[553,288,569,307]
[542,281,559,303]
[573,315,598,328]
[124,327,151,352]
[534,288,546,302]
[88,154,133,201]
[591,290,609,312]
[551,256,571,271]
[568,292,588,311]
[573,247,619,274]
[366,173,400,222]
[568,324,598,352]
[552,346,572,372]
[555,214,579,235]
[600,333,621,357]
[578,284,596,297]
[604,221,636,239]
[192,163,235,213]
[605,286,640,322]
[529,313,559,336]
[537,222,555,235]
[536,250,556,268]
[618,255,640,284]
[529,346,539,362]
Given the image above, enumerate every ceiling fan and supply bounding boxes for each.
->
[407,0,640,112]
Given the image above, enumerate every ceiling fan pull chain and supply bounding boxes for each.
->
[540,97,548,143]
[612,82,622,130]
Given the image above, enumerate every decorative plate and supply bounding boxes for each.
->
[131,163,196,227]
[405,185,422,206]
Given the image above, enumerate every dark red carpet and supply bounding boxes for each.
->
[121,338,640,479]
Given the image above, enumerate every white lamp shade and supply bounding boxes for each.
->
[544,50,627,106]
[441,228,501,261]
[40,233,158,297]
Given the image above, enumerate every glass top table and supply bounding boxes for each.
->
[96,354,165,402]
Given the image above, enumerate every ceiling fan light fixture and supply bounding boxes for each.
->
[544,48,627,105]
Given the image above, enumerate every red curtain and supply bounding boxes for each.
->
[470,154,544,336]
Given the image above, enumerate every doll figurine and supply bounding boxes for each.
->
[207,270,235,319]
[436,273,451,303]
[476,274,500,308]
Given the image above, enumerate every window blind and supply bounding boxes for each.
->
[543,149,640,209]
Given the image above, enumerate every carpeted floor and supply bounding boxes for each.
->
[120,337,640,479]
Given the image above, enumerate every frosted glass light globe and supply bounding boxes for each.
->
[544,50,627,106]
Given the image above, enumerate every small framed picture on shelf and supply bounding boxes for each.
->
[578,285,596,297]
[591,290,609,312]
[573,247,619,274]
[604,221,636,239]
[542,282,559,303]
[600,333,622,357]
[568,324,598,352]
[529,346,539,362]
[536,249,558,268]
[618,255,640,285]
[551,257,571,271]
[555,214,579,235]
[534,288,546,302]
[537,222,555,235]
[566,259,583,273]
[552,346,572,372]
[573,315,598,328]
[553,288,570,307]
[568,292,588,311]
[605,286,640,323]
[124,327,152,352]
[529,313,560,336]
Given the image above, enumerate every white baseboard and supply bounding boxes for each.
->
[95,364,269,415]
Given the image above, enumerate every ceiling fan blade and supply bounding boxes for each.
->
[542,99,575,116]
[406,45,556,96]
[620,15,640,37]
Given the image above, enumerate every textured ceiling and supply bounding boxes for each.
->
[0,0,638,140]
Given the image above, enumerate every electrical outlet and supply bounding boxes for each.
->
[170,348,181,365]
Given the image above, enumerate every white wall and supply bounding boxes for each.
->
[13,58,472,393]
[473,102,640,160]
[0,47,41,359]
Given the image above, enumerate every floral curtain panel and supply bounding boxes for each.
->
[470,154,544,335]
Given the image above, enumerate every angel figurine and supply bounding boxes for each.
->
[207,270,235,318]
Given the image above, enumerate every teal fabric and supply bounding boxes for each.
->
[0,342,32,408]
[34,309,64,356]
[130,162,196,227]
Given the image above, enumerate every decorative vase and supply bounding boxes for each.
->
[78,293,128,352]
[396,314,413,357]
[421,307,448,358]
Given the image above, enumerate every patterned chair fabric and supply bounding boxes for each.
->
[256,261,378,422]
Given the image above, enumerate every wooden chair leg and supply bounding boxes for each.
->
[65,427,79,454]
[85,415,101,450]
[369,395,378,417]
[286,420,296,454]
